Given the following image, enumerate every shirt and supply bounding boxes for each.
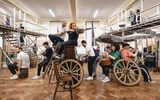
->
[110,51,121,66]
[121,49,132,60]
[59,27,67,40]
[86,46,95,57]
[43,47,53,60]
[17,51,30,68]
[68,28,83,41]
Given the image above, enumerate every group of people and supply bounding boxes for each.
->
[129,9,141,25]
[7,21,152,85]
[83,42,152,83]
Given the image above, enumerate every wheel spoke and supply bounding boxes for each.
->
[117,63,124,69]
[122,61,126,68]
[72,75,79,82]
[123,74,127,83]
[65,63,70,70]
[71,64,78,72]
[126,62,130,69]
[129,74,137,81]
[116,71,124,74]
[128,64,137,70]
[127,75,132,83]
[129,73,139,76]
[72,73,81,76]
[73,68,80,73]
[59,70,68,74]
[60,65,68,72]
[118,73,125,79]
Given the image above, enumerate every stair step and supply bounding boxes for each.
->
[6,39,17,41]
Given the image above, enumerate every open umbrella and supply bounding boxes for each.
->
[122,33,154,42]
[96,33,124,43]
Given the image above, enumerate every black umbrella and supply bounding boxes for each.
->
[96,33,124,43]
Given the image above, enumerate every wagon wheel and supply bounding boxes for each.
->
[113,59,142,86]
[58,59,84,88]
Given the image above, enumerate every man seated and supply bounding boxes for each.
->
[8,46,30,80]
[48,21,67,47]
[121,43,152,82]
[32,42,53,80]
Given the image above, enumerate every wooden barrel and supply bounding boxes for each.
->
[30,57,37,68]
[19,68,29,79]
[100,58,111,66]
[0,48,2,69]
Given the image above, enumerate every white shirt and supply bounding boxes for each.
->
[17,51,30,68]
[86,46,95,57]
[59,27,67,40]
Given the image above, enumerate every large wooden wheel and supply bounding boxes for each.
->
[58,59,84,88]
[113,59,142,86]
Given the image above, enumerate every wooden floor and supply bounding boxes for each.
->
[1,64,160,100]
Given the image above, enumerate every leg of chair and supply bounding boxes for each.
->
[49,67,54,84]
[53,82,59,100]
[69,81,73,100]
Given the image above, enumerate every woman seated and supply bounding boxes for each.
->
[99,44,121,83]
[55,23,85,59]
[121,43,152,82]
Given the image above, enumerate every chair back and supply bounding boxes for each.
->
[63,46,76,60]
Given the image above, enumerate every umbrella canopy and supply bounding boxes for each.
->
[96,33,124,43]
[122,33,154,42]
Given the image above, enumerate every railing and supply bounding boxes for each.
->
[0,1,47,34]
[102,1,160,33]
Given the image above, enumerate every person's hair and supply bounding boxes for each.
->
[104,46,110,51]
[62,21,67,27]
[43,41,49,45]
[111,43,120,52]
[122,43,130,48]
[15,46,22,50]
[69,23,75,29]
[81,40,87,44]
[136,9,140,13]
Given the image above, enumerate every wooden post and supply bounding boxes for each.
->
[0,48,2,69]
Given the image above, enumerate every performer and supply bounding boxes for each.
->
[32,42,53,80]
[8,46,30,80]
[99,44,121,83]
[81,40,99,81]
[48,21,67,45]
[99,46,110,80]
[54,23,85,59]
[121,43,152,82]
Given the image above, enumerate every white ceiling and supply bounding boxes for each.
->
[17,0,127,19]
[77,0,127,19]
[18,0,72,19]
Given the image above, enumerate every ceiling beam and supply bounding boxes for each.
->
[69,0,77,23]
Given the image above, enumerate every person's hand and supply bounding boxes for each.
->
[135,48,139,52]
[17,71,21,75]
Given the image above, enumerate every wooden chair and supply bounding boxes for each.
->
[53,60,73,100]
[63,46,76,60]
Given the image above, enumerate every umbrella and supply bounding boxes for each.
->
[122,33,154,42]
[96,33,124,43]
